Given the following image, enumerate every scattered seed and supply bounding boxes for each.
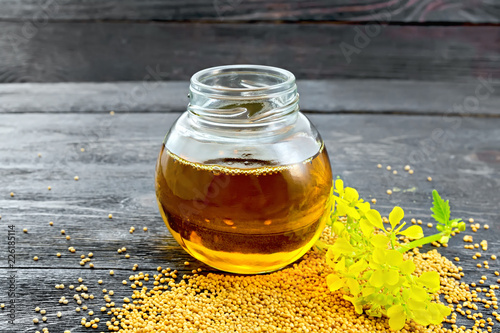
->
[469,218,475,223]
[33,256,38,261]
[23,228,28,233]
[386,166,391,171]
[66,235,71,240]
[427,176,432,181]
[10,192,14,197]
[371,198,376,204]
[409,170,414,174]
[143,227,148,231]
[49,221,53,226]
[109,270,114,276]
[377,164,382,168]
[108,214,113,219]
[404,165,410,171]
[74,176,79,181]
[392,170,397,175]
[61,230,65,235]
[33,318,39,324]
[427,223,433,228]
[47,186,51,191]
[386,189,392,195]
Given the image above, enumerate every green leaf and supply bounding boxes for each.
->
[365,209,384,230]
[388,206,404,229]
[399,225,424,239]
[417,271,440,292]
[326,274,344,292]
[431,189,450,225]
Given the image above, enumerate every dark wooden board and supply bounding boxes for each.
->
[1,0,499,23]
[1,22,500,83]
[2,79,500,115]
[0,112,499,331]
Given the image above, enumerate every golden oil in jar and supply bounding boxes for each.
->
[155,145,332,274]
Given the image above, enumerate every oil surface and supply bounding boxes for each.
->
[155,146,332,274]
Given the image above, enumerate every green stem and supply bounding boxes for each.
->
[397,233,443,253]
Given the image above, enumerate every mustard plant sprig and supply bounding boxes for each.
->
[324,180,463,331]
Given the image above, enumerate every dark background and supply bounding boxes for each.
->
[1,0,499,83]
[1,2,500,333]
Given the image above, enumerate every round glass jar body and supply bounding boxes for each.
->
[155,65,332,274]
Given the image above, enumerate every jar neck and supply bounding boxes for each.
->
[187,65,299,130]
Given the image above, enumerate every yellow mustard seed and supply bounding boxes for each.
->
[74,176,79,181]
[60,229,65,235]
[386,166,391,171]
[49,221,53,226]
[492,255,497,260]
[98,280,103,284]
[33,256,38,261]
[386,189,392,195]
[377,164,382,168]
[404,165,410,171]
[66,235,71,240]
[10,192,14,197]
[409,169,414,174]
[427,223,433,228]
[427,176,432,181]
[57,312,62,318]
[143,227,148,231]
[108,214,112,219]
[392,170,397,175]
[109,270,114,276]
[23,228,28,233]
[47,186,51,191]
[33,318,39,324]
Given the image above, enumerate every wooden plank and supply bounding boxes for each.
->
[1,0,499,23]
[1,22,500,83]
[0,112,499,331]
[1,79,500,115]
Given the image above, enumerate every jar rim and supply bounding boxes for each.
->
[190,64,295,95]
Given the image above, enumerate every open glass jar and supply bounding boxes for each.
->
[155,65,332,274]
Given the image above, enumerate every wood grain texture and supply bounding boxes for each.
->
[1,22,500,83]
[0,112,499,331]
[1,79,500,115]
[1,0,499,23]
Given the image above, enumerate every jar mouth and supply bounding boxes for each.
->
[190,65,296,97]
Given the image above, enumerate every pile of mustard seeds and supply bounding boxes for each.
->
[100,230,497,333]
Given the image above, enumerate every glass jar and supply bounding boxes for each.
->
[155,65,332,274]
